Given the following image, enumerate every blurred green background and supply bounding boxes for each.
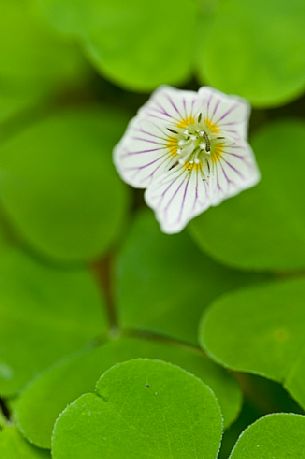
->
[0,0,304,457]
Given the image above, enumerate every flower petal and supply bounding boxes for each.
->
[114,115,175,188]
[145,164,210,233]
[208,140,261,206]
[141,86,199,127]
[198,87,250,140]
[114,86,199,188]
[113,85,261,234]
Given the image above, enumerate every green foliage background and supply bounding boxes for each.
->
[0,0,304,457]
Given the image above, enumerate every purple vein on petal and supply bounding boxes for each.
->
[164,174,188,217]
[131,136,164,145]
[206,94,213,118]
[216,103,238,123]
[223,151,247,160]
[177,176,191,224]
[154,169,187,207]
[154,100,172,117]
[140,156,174,185]
[219,121,240,127]
[165,94,183,118]
[136,128,167,142]
[121,147,166,158]
[219,161,236,186]
[222,158,245,179]
[225,144,245,150]
[212,99,220,119]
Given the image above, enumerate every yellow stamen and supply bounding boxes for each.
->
[176,115,195,129]
[204,117,220,134]
[166,136,178,156]
[183,161,203,172]
[211,143,223,163]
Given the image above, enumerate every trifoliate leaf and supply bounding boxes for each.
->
[0,107,129,262]
[190,120,305,272]
[16,336,240,448]
[51,359,223,459]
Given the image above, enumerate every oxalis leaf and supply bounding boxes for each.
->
[196,0,305,107]
[115,210,267,345]
[15,336,241,448]
[0,425,49,459]
[0,107,130,263]
[190,120,305,272]
[200,278,305,411]
[0,0,87,99]
[35,0,305,105]
[229,413,305,459]
[35,0,198,91]
[51,359,223,459]
[0,244,107,397]
[51,361,305,458]
[0,411,6,429]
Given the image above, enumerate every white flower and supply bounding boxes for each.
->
[114,86,261,233]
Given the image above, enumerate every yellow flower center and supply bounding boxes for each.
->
[166,113,225,171]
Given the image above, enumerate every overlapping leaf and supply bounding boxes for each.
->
[201,278,305,410]
[190,120,305,272]
[0,0,88,128]
[0,426,49,459]
[36,0,198,91]
[15,336,241,448]
[50,359,305,458]
[15,338,241,448]
[115,211,267,344]
[197,0,305,106]
[230,414,305,458]
[0,244,107,396]
[0,107,130,262]
[51,359,223,459]
[35,0,305,105]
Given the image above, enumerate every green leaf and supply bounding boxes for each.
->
[116,210,268,344]
[52,359,223,459]
[197,0,305,107]
[36,0,198,90]
[0,245,107,396]
[0,426,49,459]
[0,107,129,262]
[0,0,88,132]
[0,93,39,126]
[200,278,305,410]
[230,414,305,458]
[36,0,305,104]
[0,0,87,97]
[0,411,6,429]
[16,336,240,448]
[190,120,305,272]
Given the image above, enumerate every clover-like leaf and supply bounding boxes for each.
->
[190,120,305,272]
[0,0,87,97]
[0,107,129,262]
[16,336,241,448]
[0,0,88,135]
[52,359,222,459]
[197,0,305,107]
[230,413,305,458]
[0,425,49,459]
[201,278,305,411]
[0,244,107,396]
[0,411,6,429]
[36,0,304,106]
[0,93,41,128]
[36,0,198,90]
[116,210,268,344]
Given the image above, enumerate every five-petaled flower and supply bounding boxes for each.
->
[114,86,261,233]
